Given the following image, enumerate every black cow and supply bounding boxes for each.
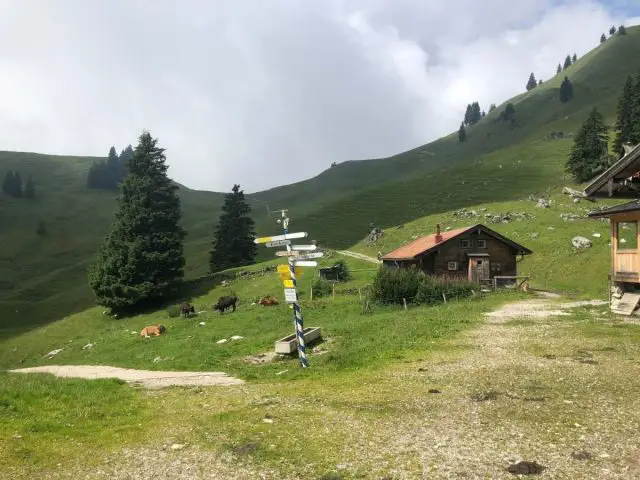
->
[180,302,195,318]
[213,295,238,314]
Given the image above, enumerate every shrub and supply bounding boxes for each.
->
[415,276,475,305]
[311,278,334,298]
[371,266,422,305]
[334,259,350,282]
[167,305,181,318]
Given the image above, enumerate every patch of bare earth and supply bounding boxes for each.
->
[8,365,244,388]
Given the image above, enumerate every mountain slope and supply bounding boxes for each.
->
[2,27,639,329]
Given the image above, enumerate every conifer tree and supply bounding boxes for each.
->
[458,123,467,143]
[600,33,606,43]
[563,55,572,70]
[610,25,616,36]
[557,63,562,74]
[209,184,257,272]
[89,131,186,311]
[526,72,537,91]
[560,76,574,103]
[2,170,14,196]
[619,25,627,35]
[469,102,482,124]
[630,74,640,145]
[613,75,635,156]
[13,171,22,197]
[464,104,472,125]
[572,53,577,63]
[565,108,609,182]
[538,79,543,86]
[489,103,496,112]
[24,175,35,199]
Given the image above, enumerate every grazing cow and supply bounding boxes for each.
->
[258,295,279,306]
[140,324,166,338]
[213,295,238,314]
[180,302,195,318]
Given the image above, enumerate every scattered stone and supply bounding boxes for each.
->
[198,322,206,326]
[44,349,63,359]
[471,390,499,402]
[82,343,94,350]
[275,370,288,376]
[592,233,601,238]
[507,461,546,475]
[131,331,137,335]
[245,352,280,364]
[577,358,599,365]
[428,389,441,394]
[542,354,557,360]
[13,434,22,440]
[561,213,584,221]
[364,228,384,245]
[153,356,162,363]
[572,236,592,249]
[524,396,546,402]
[548,226,555,230]
[170,444,185,451]
[417,367,427,372]
[197,311,206,314]
[599,453,611,459]
[216,339,228,344]
[263,415,274,424]
[536,198,550,208]
[571,451,592,461]
[230,335,243,341]
[531,232,539,239]
[395,224,405,229]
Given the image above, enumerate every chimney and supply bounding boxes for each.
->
[435,224,443,243]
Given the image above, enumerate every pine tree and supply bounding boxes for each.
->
[610,25,616,36]
[13,171,22,197]
[489,104,496,112]
[24,175,35,199]
[630,74,640,145]
[600,33,606,44]
[538,79,543,86]
[469,102,482,124]
[613,75,635,156]
[557,64,562,74]
[563,55,572,70]
[526,72,537,91]
[89,131,186,311]
[464,104,472,125]
[504,103,515,120]
[572,53,577,63]
[619,25,627,35]
[481,110,486,117]
[209,184,257,273]
[560,76,574,103]
[2,170,14,195]
[458,123,467,143]
[565,108,609,182]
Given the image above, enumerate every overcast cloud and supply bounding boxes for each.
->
[0,0,636,192]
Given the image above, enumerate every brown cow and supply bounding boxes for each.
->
[259,296,279,306]
[140,324,166,338]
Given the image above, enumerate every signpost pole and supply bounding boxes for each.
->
[280,210,308,368]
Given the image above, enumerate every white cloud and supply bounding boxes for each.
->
[0,0,631,192]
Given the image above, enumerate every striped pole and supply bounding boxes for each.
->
[282,213,308,368]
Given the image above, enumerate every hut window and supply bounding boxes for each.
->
[448,261,458,271]
[477,239,487,248]
[461,239,471,248]
[491,262,501,272]
[617,221,638,250]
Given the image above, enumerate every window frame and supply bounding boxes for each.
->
[616,220,638,251]
[460,239,471,249]
[476,239,487,249]
[447,261,458,271]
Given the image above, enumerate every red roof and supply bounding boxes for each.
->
[382,226,474,260]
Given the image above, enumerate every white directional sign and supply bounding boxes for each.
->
[275,250,302,257]
[294,260,318,267]
[265,239,291,248]
[254,232,308,244]
[295,252,324,260]
[291,244,317,251]
[284,288,298,303]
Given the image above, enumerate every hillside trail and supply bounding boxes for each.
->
[337,250,381,264]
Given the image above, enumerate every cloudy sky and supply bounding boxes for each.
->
[0,0,638,193]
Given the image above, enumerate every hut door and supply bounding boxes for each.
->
[469,258,490,282]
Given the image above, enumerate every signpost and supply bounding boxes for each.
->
[254,209,319,368]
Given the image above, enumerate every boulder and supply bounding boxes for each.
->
[572,236,592,249]
[536,198,550,208]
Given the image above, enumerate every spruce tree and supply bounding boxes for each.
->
[526,72,537,91]
[557,63,562,74]
[600,33,606,44]
[469,102,481,124]
[572,53,577,63]
[2,170,14,195]
[209,184,257,273]
[565,108,609,182]
[538,79,543,86]
[89,131,186,311]
[610,25,616,36]
[489,103,496,112]
[13,171,22,197]
[458,123,467,143]
[563,55,572,70]
[619,25,627,35]
[24,175,35,199]
[560,76,574,103]
[464,104,472,125]
[613,75,635,155]
[630,74,640,145]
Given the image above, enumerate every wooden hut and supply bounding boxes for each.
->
[381,224,532,286]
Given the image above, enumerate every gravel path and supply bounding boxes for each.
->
[337,250,382,264]
[8,365,244,389]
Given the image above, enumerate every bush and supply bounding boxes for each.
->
[371,266,422,305]
[167,305,181,318]
[372,267,475,306]
[311,278,334,298]
[334,259,350,282]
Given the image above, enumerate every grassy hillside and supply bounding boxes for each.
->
[2,27,639,329]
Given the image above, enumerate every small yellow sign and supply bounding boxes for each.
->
[283,279,294,288]
[279,271,302,280]
[277,265,289,273]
